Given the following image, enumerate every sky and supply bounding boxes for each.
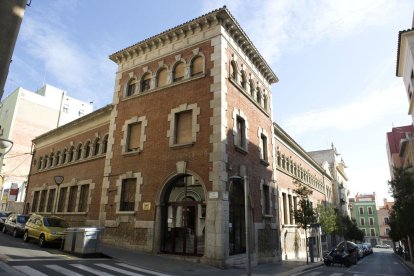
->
[4,0,414,205]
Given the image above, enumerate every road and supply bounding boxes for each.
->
[295,247,413,276]
[0,230,171,275]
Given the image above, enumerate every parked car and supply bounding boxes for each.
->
[356,243,365,259]
[362,243,373,255]
[2,214,29,237]
[23,214,69,247]
[335,241,359,265]
[0,211,12,231]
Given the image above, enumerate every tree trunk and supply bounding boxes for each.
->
[408,235,413,263]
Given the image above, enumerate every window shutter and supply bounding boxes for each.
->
[157,69,168,87]
[128,123,141,151]
[176,111,192,144]
[191,56,203,75]
[174,62,185,81]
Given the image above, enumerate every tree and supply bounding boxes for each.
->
[292,181,318,264]
[317,204,338,235]
[340,215,364,242]
[388,166,414,261]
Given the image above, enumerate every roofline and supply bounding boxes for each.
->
[109,6,278,84]
[32,104,113,143]
[396,29,414,77]
[273,122,333,180]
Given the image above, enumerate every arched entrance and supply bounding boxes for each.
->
[161,174,206,256]
[229,180,246,255]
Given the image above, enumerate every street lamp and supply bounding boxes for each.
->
[0,138,13,157]
[229,175,251,276]
[53,175,64,215]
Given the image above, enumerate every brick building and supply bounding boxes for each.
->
[26,7,281,267]
[274,123,333,260]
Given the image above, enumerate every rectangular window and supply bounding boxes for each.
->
[260,134,268,161]
[362,228,366,236]
[360,218,365,226]
[384,217,389,224]
[369,217,374,226]
[127,122,141,151]
[370,228,375,236]
[263,185,270,215]
[368,207,373,215]
[288,194,293,224]
[46,189,56,213]
[120,178,136,211]
[359,207,364,215]
[31,191,40,212]
[175,111,192,144]
[63,104,69,113]
[78,109,84,116]
[236,116,246,148]
[78,184,89,212]
[67,186,78,212]
[57,187,67,213]
[38,190,47,212]
[282,192,288,224]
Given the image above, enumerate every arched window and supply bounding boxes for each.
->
[62,149,67,164]
[140,73,151,92]
[69,146,75,162]
[49,154,54,167]
[102,135,108,154]
[43,155,48,169]
[55,151,61,166]
[191,56,203,76]
[263,95,268,110]
[126,78,137,96]
[256,88,262,104]
[230,60,237,81]
[240,70,247,88]
[93,138,100,156]
[173,62,185,81]
[249,80,255,97]
[84,141,91,158]
[76,143,83,160]
[157,68,168,88]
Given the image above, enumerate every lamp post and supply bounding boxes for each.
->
[229,175,251,276]
[53,175,64,215]
[0,138,13,157]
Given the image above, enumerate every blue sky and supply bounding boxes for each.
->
[4,0,414,204]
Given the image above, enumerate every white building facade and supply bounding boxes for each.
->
[0,84,93,211]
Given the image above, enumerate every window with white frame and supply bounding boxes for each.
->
[370,228,375,236]
[369,217,374,226]
[232,108,249,152]
[120,178,136,212]
[262,183,271,215]
[359,207,364,215]
[258,128,269,163]
[78,184,89,212]
[167,103,200,147]
[31,191,40,212]
[360,217,365,226]
[122,116,147,154]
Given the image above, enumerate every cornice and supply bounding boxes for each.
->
[273,122,332,180]
[109,6,278,84]
[396,28,414,77]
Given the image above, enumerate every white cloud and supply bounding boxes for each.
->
[203,0,403,63]
[18,5,115,108]
[281,81,407,136]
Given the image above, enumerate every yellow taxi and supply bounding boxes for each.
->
[23,213,69,247]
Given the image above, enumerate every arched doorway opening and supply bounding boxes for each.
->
[229,179,246,255]
[161,174,206,256]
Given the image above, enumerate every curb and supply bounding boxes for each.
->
[394,252,414,274]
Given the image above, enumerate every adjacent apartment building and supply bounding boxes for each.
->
[377,198,393,246]
[351,193,379,246]
[0,84,93,211]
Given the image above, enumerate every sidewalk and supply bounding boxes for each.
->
[395,252,414,274]
[99,244,323,276]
